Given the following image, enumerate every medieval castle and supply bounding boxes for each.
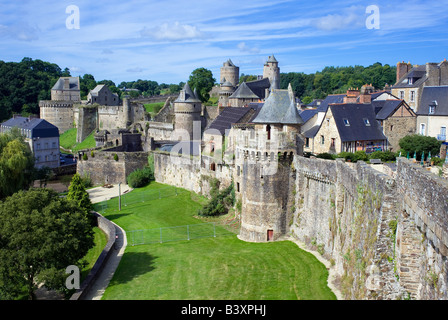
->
[39,56,448,300]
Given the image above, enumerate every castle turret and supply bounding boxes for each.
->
[174,82,202,141]
[263,55,280,90]
[220,59,239,87]
[236,85,304,242]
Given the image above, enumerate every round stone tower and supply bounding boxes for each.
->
[174,82,202,140]
[263,55,280,90]
[218,78,235,107]
[220,59,239,87]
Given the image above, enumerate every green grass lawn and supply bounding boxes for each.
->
[97,182,336,300]
[59,128,96,152]
[80,227,107,282]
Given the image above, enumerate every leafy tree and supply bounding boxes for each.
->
[399,134,442,161]
[79,74,97,99]
[188,68,216,103]
[0,188,94,299]
[0,129,35,199]
[66,173,92,217]
[0,58,66,120]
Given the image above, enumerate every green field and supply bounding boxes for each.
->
[97,183,336,300]
[59,128,96,152]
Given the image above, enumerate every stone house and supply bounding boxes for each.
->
[304,103,387,154]
[416,86,448,143]
[87,84,119,106]
[0,115,60,168]
[391,59,448,112]
[373,99,416,151]
[50,77,81,101]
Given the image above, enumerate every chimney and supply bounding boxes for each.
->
[396,61,411,83]
[426,62,440,86]
[63,78,70,90]
[343,88,359,103]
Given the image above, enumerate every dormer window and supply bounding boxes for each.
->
[429,100,437,114]
[363,118,370,126]
[343,118,350,126]
[408,77,413,85]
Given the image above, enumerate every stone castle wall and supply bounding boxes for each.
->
[151,142,448,300]
[77,150,148,185]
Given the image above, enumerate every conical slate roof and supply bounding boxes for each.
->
[221,77,234,87]
[252,87,303,125]
[229,82,259,99]
[175,82,201,103]
[267,55,278,63]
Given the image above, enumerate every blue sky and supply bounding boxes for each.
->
[1,0,448,85]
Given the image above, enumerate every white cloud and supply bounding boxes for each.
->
[126,67,144,73]
[0,23,39,41]
[140,22,205,41]
[69,66,83,73]
[312,12,363,31]
[237,42,260,54]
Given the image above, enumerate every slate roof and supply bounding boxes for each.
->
[392,65,427,89]
[303,125,320,138]
[266,55,278,63]
[373,99,413,120]
[316,94,346,113]
[1,116,59,138]
[299,109,318,123]
[417,86,448,116]
[208,107,255,135]
[330,104,387,142]
[229,82,259,99]
[246,77,271,99]
[51,77,80,91]
[175,82,201,103]
[252,89,303,125]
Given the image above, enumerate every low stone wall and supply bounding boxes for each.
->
[153,152,233,197]
[70,212,116,300]
[77,151,148,185]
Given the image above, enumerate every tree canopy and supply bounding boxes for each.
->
[188,68,216,103]
[279,62,396,102]
[0,128,35,199]
[66,173,93,218]
[0,58,65,121]
[399,134,442,160]
[0,188,94,299]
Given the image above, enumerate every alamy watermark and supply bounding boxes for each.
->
[65,265,80,290]
[366,5,380,30]
[66,5,80,30]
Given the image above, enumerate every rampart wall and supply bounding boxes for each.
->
[151,150,448,300]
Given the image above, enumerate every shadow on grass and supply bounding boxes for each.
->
[110,251,157,286]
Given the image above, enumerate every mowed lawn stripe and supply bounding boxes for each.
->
[99,183,336,300]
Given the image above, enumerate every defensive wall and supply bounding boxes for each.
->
[77,150,148,186]
[152,148,448,300]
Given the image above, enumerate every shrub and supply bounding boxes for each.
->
[198,181,235,216]
[113,153,119,161]
[369,150,396,162]
[353,151,369,162]
[316,153,335,160]
[126,167,154,188]
[82,153,88,161]
[399,134,442,161]
[336,152,355,161]
[432,157,445,167]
